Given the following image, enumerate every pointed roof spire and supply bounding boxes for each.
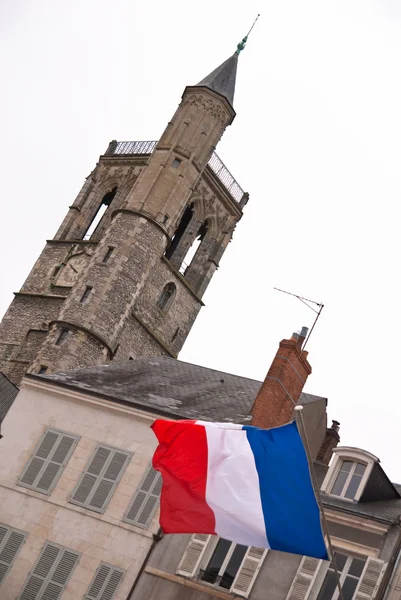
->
[195,15,260,107]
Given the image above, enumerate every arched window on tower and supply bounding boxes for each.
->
[156,282,176,312]
[165,204,194,260]
[84,187,118,240]
[180,220,209,275]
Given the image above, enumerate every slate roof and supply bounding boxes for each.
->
[31,356,401,524]
[0,372,18,424]
[196,53,238,107]
[35,356,323,424]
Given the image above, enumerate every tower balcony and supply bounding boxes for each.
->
[105,140,247,206]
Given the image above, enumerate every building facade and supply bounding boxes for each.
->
[1,332,401,600]
[0,51,248,386]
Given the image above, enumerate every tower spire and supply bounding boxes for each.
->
[236,14,260,55]
[195,15,260,107]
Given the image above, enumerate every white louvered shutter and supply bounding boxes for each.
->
[176,534,212,577]
[231,546,268,597]
[85,562,125,600]
[18,542,80,600]
[0,524,27,583]
[124,465,162,528]
[285,557,324,600]
[353,557,386,600]
[19,429,79,494]
[70,445,130,513]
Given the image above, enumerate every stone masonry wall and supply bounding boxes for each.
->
[30,212,169,373]
[133,258,202,357]
[114,316,169,361]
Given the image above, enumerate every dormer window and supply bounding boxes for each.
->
[321,447,377,502]
[330,461,367,500]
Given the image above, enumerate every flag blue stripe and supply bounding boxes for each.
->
[244,421,328,560]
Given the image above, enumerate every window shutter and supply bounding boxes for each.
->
[285,557,323,600]
[85,562,125,600]
[353,557,386,600]
[18,542,80,600]
[19,429,79,494]
[124,465,162,528]
[70,445,130,513]
[176,534,212,578]
[0,524,27,584]
[231,546,268,597]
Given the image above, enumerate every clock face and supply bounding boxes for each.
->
[56,255,89,287]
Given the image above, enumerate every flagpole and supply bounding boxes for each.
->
[294,406,345,600]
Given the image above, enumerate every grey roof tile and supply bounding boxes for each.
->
[196,53,238,106]
[0,372,18,423]
[36,356,324,424]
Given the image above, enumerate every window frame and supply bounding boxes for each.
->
[200,538,244,591]
[123,463,162,529]
[69,443,131,514]
[84,561,125,600]
[181,535,267,598]
[80,286,93,304]
[0,523,27,585]
[316,551,367,600]
[156,282,176,313]
[17,541,80,600]
[321,448,376,502]
[17,428,80,496]
[55,328,69,346]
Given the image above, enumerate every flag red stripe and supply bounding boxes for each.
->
[152,419,216,534]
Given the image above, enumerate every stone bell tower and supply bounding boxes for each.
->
[0,42,250,385]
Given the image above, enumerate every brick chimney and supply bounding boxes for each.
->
[250,327,312,428]
[317,420,340,465]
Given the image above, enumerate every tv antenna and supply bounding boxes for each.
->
[274,287,324,350]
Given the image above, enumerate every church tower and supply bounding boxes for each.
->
[0,43,250,385]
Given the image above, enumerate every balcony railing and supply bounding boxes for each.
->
[107,140,245,204]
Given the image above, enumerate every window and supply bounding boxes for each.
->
[179,220,208,275]
[84,562,125,600]
[124,464,162,528]
[55,328,69,346]
[201,538,248,590]
[156,282,176,312]
[18,542,80,600]
[172,158,181,168]
[317,553,366,600]
[0,523,27,584]
[18,429,79,495]
[102,247,114,264]
[165,203,194,260]
[330,461,366,500]
[69,444,131,513]
[52,265,62,278]
[177,535,267,598]
[321,449,376,502]
[80,286,93,304]
[84,187,118,240]
[38,366,48,374]
[286,553,386,600]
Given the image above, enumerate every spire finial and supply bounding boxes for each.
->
[236,14,260,55]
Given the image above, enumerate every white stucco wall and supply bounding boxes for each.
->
[0,377,161,599]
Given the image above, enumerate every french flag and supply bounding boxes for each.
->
[152,419,328,560]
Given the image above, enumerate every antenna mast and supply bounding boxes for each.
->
[274,287,324,350]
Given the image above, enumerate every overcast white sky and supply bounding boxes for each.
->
[1,1,401,479]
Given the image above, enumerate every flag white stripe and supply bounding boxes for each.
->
[203,424,269,547]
